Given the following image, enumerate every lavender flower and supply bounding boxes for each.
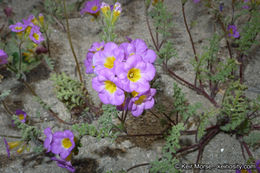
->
[44,127,53,152]
[29,26,44,44]
[15,110,27,123]
[80,0,101,15]
[115,54,156,93]
[93,42,124,75]
[131,39,156,63]
[128,88,156,116]
[92,69,125,105]
[84,41,105,74]
[51,130,75,160]
[51,157,75,172]
[0,49,8,65]
[228,25,240,38]
[9,22,26,32]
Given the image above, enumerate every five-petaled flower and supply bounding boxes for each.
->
[228,25,240,38]
[128,88,156,116]
[0,49,8,65]
[29,25,45,44]
[51,130,75,160]
[80,0,101,15]
[92,69,125,105]
[93,42,124,75]
[15,109,27,123]
[115,54,155,93]
[9,22,26,33]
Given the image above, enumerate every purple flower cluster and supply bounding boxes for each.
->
[228,25,240,38]
[9,14,44,44]
[85,39,157,116]
[44,128,75,172]
[0,49,8,65]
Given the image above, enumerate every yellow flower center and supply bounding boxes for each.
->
[96,46,103,51]
[241,170,250,173]
[104,56,116,69]
[131,91,139,97]
[104,80,117,94]
[33,33,40,41]
[15,26,23,31]
[229,28,233,35]
[134,95,147,105]
[127,68,141,82]
[129,53,135,56]
[18,114,25,120]
[62,138,72,149]
[91,5,98,11]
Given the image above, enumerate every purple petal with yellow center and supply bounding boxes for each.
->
[93,42,124,75]
[128,88,156,116]
[92,69,125,105]
[29,26,44,44]
[9,22,26,32]
[51,130,75,160]
[15,109,27,123]
[80,0,101,15]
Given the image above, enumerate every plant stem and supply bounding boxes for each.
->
[0,134,22,139]
[18,40,23,74]
[164,62,219,107]
[1,100,13,116]
[145,8,159,52]
[63,0,83,84]
[181,3,202,88]
[127,163,150,172]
